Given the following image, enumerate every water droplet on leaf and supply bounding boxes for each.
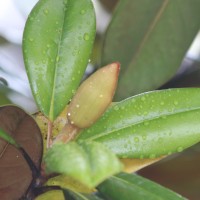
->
[174,101,178,106]
[83,33,90,41]
[177,146,183,152]
[43,9,49,15]
[134,137,139,143]
[80,9,86,15]
[160,101,165,105]
[56,56,60,62]
[114,106,119,111]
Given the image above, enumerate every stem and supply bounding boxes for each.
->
[19,147,40,178]
[47,120,53,149]
[53,123,80,144]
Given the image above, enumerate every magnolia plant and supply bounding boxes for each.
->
[0,0,200,200]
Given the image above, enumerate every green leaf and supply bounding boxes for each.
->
[97,172,186,200]
[63,188,104,200]
[102,0,200,100]
[77,88,200,158]
[0,106,43,200]
[0,128,19,148]
[45,141,123,188]
[0,93,10,105]
[23,0,96,120]
[0,84,12,105]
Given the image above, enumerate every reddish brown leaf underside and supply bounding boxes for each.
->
[0,106,42,200]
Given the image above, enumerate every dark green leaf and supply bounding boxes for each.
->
[23,0,96,120]
[0,93,10,105]
[0,106,43,200]
[45,141,123,188]
[102,0,200,100]
[98,172,186,200]
[77,88,200,158]
[0,84,11,105]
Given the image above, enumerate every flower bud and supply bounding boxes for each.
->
[67,62,120,128]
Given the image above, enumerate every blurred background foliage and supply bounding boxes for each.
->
[0,0,200,199]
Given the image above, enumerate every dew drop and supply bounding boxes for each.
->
[167,151,172,155]
[83,33,90,41]
[99,94,103,98]
[86,129,91,133]
[142,135,146,140]
[160,101,165,106]
[114,106,119,111]
[177,146,183,152]
[80,9,86,15]
[174,101,178,106]
[56,56,60,62]
[76,104,80,108]
[67,113,71,116]
[134,137,139,143]
[43,9,49,15]
[29,38,34,42]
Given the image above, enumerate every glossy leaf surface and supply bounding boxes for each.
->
[102,0,200,100]
[0,106,43,200]
[77,88,200,158]
[98,172,186,200]
[23,0,96,120]
[45,142,123,188]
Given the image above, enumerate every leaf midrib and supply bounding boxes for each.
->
[49,3,68,120]
[123,0,169,76]
[85,106,200,141]
[109,175,179,200]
